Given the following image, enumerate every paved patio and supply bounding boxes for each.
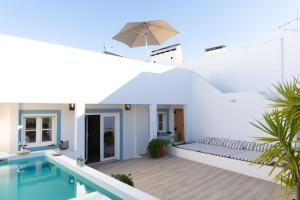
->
[90,155,285,200]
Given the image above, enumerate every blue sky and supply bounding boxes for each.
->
[0,0,299,60]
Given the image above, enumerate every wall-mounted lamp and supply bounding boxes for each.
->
[125,104,131,110]
[69,103,75,111]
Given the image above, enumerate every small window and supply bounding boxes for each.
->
[23,115,56,147]
[42,117,53,142]
[25,118,37,143]
[157,112,167,132]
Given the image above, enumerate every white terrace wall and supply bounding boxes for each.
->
[182,33,300,142]
[0,34,189,105]
[181,32,300,93]
[189,73,271,142]
[283,32,300,79]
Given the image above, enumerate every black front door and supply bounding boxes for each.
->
[85,115,100,163]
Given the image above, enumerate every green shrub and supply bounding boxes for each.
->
[112,173,134,186]
[147,138,169,158]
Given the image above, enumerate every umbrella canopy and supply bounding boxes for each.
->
[112,20,178,48]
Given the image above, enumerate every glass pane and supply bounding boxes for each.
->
[42,130,52,142]
[158,114,163,123]
[25,131,36,143]
[159,122,163,131]
[158,113,165,131]
[25,118,36,130]
[42,117,52,129]
[104,117,115,158]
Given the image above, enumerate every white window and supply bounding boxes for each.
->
[157,112,167,132]
[22,114,57,147]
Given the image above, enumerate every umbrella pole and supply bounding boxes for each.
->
[144,34,148,61]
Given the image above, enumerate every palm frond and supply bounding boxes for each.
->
[272,78,300,120]
[251,105,300,197]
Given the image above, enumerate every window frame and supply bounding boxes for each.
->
[24,117,37,144]
[22,113,57,147]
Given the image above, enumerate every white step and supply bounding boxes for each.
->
[69,191,112,200]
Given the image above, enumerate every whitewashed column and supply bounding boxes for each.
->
[184,104,192,142]
[75,103,85,158]
[149,104,157,140]
[10,103,19,154]
[0,103,19,154]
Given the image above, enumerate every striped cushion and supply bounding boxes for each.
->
[264,143,273,151]
[243,142,257,151]
[177,143,246,158]
[199,137,213,144]
[254,143,272,152]
[216,138,228,146]
[176,142,267,163]
[225,140,242,149]
[209,138,228,146]
[236,141,247,150]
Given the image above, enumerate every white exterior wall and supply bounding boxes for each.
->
[189,73,270,141]
[149,104,158,140]
[0,34,191,158]
[74,103,85,158]
[0,103,19,153]
[9,103,152,159]
[181,32,300,93]
[86,104,150,158]
[283,32,300,79]
[19,103,75,151]
[1,33,292,159]
[135,105,150,155]
[0,34,189,105]
[122,105,137,159]
[150,45,183,65]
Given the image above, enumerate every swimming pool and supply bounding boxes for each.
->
[0,155,121,200]
[0,152,158,200]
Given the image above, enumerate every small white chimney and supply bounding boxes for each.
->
[149,43,183,65]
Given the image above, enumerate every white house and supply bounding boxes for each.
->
[0,32,299,164]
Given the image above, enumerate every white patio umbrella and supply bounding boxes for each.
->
[112,20,178,58]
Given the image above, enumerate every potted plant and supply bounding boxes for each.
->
[112,173,134,186]
[148,138,169,158]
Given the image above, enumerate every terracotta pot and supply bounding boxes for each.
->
[160,146,166,157]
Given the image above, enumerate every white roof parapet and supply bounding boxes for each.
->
[0,34,189,104]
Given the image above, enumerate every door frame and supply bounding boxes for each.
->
[85,115,100,163]
[100,113,120,162]
[85,112,120,162]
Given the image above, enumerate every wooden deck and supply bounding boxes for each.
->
[90,155,285,200]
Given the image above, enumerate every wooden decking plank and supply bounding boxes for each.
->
[90,155,285,200]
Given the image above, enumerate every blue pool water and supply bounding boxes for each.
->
[0,156,122,200]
